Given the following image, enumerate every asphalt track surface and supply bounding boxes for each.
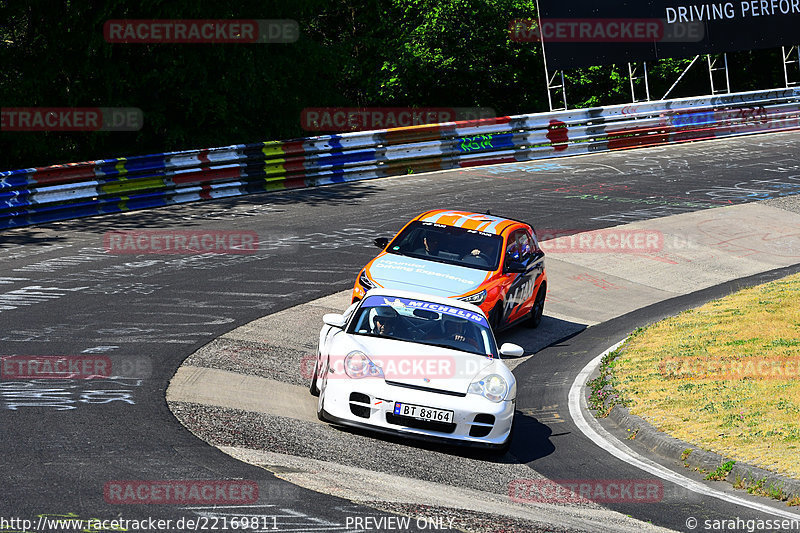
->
[1,130,800,531]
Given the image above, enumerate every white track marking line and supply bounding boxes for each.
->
[568,340,800,521]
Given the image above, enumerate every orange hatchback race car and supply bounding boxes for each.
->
[352,210,547,332]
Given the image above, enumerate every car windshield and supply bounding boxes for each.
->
[385,221,503,271]
[348,294,498,356]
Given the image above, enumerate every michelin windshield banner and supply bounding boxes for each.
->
[528,0,800,69]
[361,295,489,328]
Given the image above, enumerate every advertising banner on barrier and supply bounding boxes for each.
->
[2,89,799,231]
[534,0,800,69]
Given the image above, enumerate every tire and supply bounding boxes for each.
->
[316,390,329,422]
[526,284,546,329]
[316,372,330,422]
[309,357,320,396]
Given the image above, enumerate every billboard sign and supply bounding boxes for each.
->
[530,0,800,69]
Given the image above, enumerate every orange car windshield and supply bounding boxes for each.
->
[385,221,503,271]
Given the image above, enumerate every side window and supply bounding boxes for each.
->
[517,232,532,261]
[395,227,422,253]
[506,231,522,261]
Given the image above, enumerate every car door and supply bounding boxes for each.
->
[523,229,546,313]
[502,228,544,324]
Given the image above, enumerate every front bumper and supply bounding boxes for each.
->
[320,376,514,448]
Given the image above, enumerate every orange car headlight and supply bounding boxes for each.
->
[358,270,376,290]
[458,289,486,305]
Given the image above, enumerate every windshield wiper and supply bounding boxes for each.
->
[394,252,454,266]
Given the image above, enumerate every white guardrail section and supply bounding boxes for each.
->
[1,88,799,229]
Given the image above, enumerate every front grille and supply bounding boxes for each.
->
[469,413,495,437]
[474,413,495,424]
[349,392,371,418]
[469,425,492,437]
[386,413,457,434]
[385,380,466,397]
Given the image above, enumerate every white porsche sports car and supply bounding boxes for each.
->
[309,288,523,449]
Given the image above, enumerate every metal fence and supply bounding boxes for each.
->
[2,88,799,230]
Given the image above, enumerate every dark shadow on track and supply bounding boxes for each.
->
[0,229,73,246]
[325,421,524,464]
[0,182,381,242]
[508,413,557,463]
[499,315,589,362]
[325,409,557,465]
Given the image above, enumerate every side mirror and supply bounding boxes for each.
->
[505,260,527,274]
[322,313,347,329]
[499,343,524,358]
[374,237,389,249]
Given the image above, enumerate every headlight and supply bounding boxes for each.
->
[458,289,486,305]
[344,351,384,379]
[468,373,508,402]
[358,270,376,290]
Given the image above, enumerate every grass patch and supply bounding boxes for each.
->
[587,344,633,417]
[705,460,735,481]
[601,272,800,479]
[732,475,796,503]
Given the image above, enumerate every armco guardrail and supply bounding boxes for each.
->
[2,88,800,230]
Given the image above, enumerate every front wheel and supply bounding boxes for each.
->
[309,356,320,396]
[526,284,546,329]
[316,390,330,422]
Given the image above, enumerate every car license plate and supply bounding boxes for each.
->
[393,402,453,423]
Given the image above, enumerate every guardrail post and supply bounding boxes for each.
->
[546,70,568,111]
[707,53,731,95]
[628,62,651,103]
[783,46,800,88]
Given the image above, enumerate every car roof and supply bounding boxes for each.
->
[414,209,524,236]
[361,287,486,317]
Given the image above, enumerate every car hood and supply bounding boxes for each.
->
[366,254,490,297]
[330,334,499,395]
